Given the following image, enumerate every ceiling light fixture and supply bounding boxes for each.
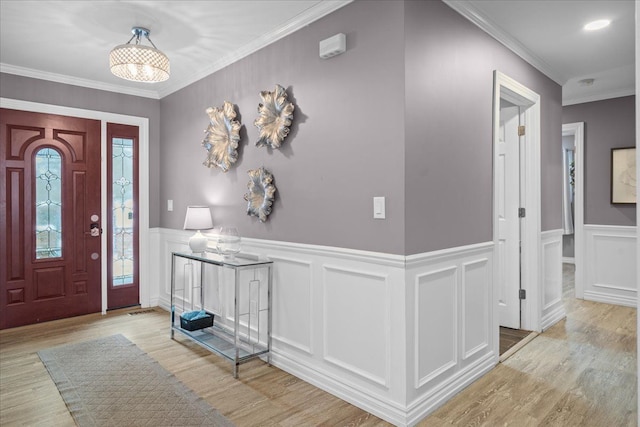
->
[583,19,611,31]
[109,27,170,83]
[578,78,595,86]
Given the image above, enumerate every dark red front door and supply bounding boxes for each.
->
[0,109,102,329]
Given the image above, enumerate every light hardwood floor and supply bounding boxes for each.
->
[424,264,637,426]
[0,264,636,426]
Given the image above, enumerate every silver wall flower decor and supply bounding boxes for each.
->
[244,167,276,222]
[254,84,294,149]
[202,101,242,172]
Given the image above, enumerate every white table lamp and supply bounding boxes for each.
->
[183,206,213,253]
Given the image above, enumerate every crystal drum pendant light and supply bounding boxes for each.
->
[109,27,170,83]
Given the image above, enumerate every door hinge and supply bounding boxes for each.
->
[518,125,525,136]
[518,207,526,218]
[519,289,526,300]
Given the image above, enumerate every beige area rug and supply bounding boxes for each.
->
[38,334,234,426]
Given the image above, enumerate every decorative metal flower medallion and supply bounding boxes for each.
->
[244,167,276,222]
[254,84,295,149]
[201,101,242,172]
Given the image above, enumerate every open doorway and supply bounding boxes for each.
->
[561,136,575,262]
[561,123,584,299]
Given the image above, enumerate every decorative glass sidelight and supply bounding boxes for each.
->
[35,148,63,259]
[112,138,135,286]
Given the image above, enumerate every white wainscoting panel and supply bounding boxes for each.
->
[240,236,408,425]
[153,229,498,426]
[414,266,458,388]
[541,230,565,331]
[462,258,490,360]
[323,265,390,388]
[269,256,313,355]
[405,242,495,425]
[584,225,637,307]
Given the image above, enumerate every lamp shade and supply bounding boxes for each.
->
[183,206,213,230]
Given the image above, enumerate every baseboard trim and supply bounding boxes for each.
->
[406,352,496,425]
[157,296,171,312]
[270,350,408,426]
[541,304,566,331]
[583,290,636,308]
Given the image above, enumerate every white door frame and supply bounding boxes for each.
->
[493,71,541,334]
[562,122,584,299]
[0,97,151,314]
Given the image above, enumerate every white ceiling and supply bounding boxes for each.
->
[0,0,635,105]
[0,1,351,99]
[447,0,635,105]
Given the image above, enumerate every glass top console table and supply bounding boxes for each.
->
[170,251,273,378]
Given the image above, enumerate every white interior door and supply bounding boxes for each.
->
[497,101,521,329]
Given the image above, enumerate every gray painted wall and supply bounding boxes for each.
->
[159,0,407,254]
[404,0,563,253]
[0,72,162,227]
[563,96,636,226]
[160,0,562,255]
[0,0,564,255]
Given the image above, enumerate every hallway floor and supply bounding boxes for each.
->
[0,265,636,426]
[423,263,637,426]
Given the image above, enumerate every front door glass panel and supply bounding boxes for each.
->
[112,137,134,286]
[34,147,62,259]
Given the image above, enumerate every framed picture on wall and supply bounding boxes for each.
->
[611,147,636,204]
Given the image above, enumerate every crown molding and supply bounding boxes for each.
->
[156,0,353,98]
[443,0,567,85]
[562,87,636,106]
[1,1,352,101]
[0,63,161,99]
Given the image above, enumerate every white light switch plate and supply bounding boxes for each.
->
[167,199,173,211]
[373,196,385,219]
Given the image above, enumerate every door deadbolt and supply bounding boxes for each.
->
[90,223,102,237]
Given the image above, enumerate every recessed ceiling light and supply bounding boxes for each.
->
[578,78,595,86]
[584,19,610,31]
